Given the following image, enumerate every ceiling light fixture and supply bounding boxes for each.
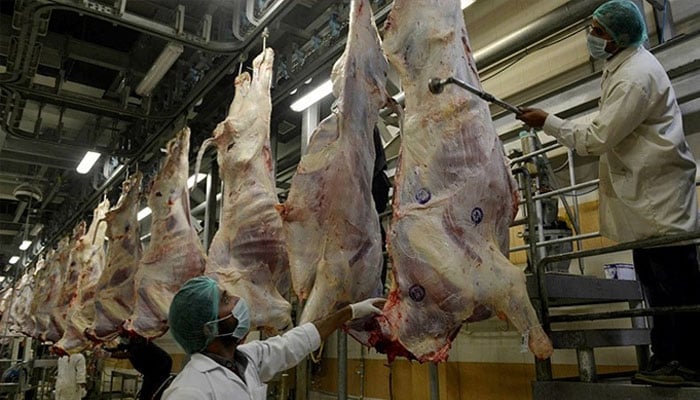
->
[8,256,19,265]
[77,151,101,174]
[137,207,152,221]
[290,79,333,112]
[19,240,31,251]
[135,42,184,96]
[187,173,208,189]
[461,0,476,9]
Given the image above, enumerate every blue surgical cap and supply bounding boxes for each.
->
[169,276,219,354]
[593,0,648,48]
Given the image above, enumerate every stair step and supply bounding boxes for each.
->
[527,273,644,306]
[550,328,650,349]
[533,380,700,400]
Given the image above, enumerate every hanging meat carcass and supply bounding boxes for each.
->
[55,198,110,354]
[8,269,37,335]
[32,237,68,340]
[197,47,291,332]
[87,172,143,342]
[124,127,206,339]
[21,255,46,336]
[47,222,86,343]
[277,0,389,324]
[356,0,553,362]
[0,269,33,336]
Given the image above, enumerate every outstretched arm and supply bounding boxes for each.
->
[313,298,386,341]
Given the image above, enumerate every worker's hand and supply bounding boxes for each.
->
[80,384,87,398]
[516,108,549,128]
[350,298,386,319]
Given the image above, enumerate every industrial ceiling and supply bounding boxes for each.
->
[0,0,400,276]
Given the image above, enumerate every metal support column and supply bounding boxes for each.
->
[630,300,651,371]
[652,1,675,44]
[338,330,348,400]
[567,149,585,274]
[576,348,597,382]
[515,168,553,380]
[429,363,440,400]
[295,360,308,400]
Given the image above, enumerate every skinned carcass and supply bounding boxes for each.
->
[8,269,37,335]
[357,0,553,362]
[0,269,33,336]
[21,255,46,336]
[87,172,143,342]
[278,0,389,324]
[32,238,68,340]
[198,48,291,332]
[55,198,110,354]
[47,222,86,343]
[124,127,206,339]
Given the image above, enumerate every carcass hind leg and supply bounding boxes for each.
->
[488,253,553,360]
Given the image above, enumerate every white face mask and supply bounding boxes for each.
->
[206,298,251,340]
[587,33,612,60]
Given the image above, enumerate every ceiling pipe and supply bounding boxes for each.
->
[40,0,298,54]
[473,0,607,69]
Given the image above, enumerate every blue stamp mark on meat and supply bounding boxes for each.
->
[409,284,426,302]
[415,188,431,204]
[471,207,484,225]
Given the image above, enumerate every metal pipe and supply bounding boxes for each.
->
[532,179,599,200]
[509,143,561,165]
[567,148,586,274]
[40,0,297,54]
[538,229,700,266]
[550,304,700,323]
[576,349,596,382]
[474,0,607,69]
[428,77,523,115]
[429,363,439,400]
[358,346,366,400]
[515,167,554,381]
[337,330,348,400]
[509,232,600,253]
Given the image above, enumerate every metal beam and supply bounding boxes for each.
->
[38,0,298,54]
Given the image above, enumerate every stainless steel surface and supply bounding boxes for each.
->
[337,330,347,400]
[428,77,523,115]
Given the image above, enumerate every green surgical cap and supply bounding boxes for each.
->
[593,0,648,48]
[169,276,219,354]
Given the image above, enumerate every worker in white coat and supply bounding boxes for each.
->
[162,276,384,400]
[55,352,87,400]
[517,0,700,386]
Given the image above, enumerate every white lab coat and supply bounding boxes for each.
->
[543,46,698,243]
[56,353,87,400]
[162,322,321,400]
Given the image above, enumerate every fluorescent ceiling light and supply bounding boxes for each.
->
[137,207,152,221]
[290,79,333,112]
[9,256,19,265]
[461,0,476,9]
[19,240,31,251]
[187,173,208,189]
[77,151,101,174]
[136,42,184,96]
